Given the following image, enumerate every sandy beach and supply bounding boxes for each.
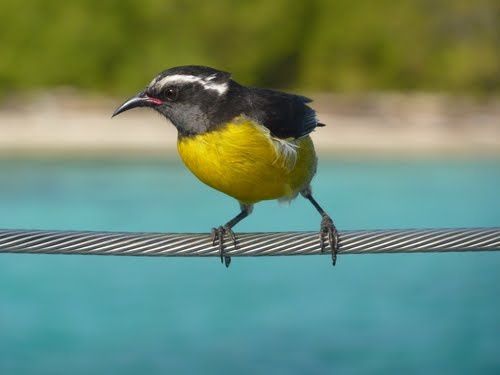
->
[1,92,499,157]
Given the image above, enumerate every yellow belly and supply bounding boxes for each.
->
[177,117,317,204]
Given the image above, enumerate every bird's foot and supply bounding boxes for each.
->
[211,225,237,267]
[319,215,340,266]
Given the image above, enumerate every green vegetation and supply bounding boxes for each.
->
[0,0,498,95]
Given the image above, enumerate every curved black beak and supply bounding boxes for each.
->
[112,92,163,117]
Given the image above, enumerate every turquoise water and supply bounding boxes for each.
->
[0,158,499,374]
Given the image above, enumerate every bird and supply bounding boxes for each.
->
[112,65,339,267]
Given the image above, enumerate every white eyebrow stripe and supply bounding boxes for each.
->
[156,74,201,86]
[154,74,228,95]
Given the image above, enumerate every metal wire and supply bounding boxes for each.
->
[0,227,499,258]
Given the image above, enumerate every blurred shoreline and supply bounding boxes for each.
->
[1,91,499,158]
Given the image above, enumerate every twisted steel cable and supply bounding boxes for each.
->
[0,228,499,258]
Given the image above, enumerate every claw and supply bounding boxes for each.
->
[211,225,237,267]
[320,215,340,266]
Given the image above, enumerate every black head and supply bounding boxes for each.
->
[112,66,233,136]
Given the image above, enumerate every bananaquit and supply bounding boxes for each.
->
[113,65,339,267]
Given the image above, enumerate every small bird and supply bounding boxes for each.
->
[113,65,339,267]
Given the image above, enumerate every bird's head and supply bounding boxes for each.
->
[112,65,233,136]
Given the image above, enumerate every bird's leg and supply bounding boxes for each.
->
[301,189,339,266]
[211,203,253,267]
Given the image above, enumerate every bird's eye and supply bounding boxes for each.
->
[162,87,178,101]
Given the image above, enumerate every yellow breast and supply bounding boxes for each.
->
[177,117,317,204]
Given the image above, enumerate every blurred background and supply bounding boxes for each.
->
[0,0,499,374]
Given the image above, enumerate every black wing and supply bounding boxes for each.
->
[243,88,322,139]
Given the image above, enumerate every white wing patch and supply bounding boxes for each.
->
[271,137,299,171]
[152,74,228,95]
[247,121,299,171]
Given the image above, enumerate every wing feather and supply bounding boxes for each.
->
[243,88,322,139]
